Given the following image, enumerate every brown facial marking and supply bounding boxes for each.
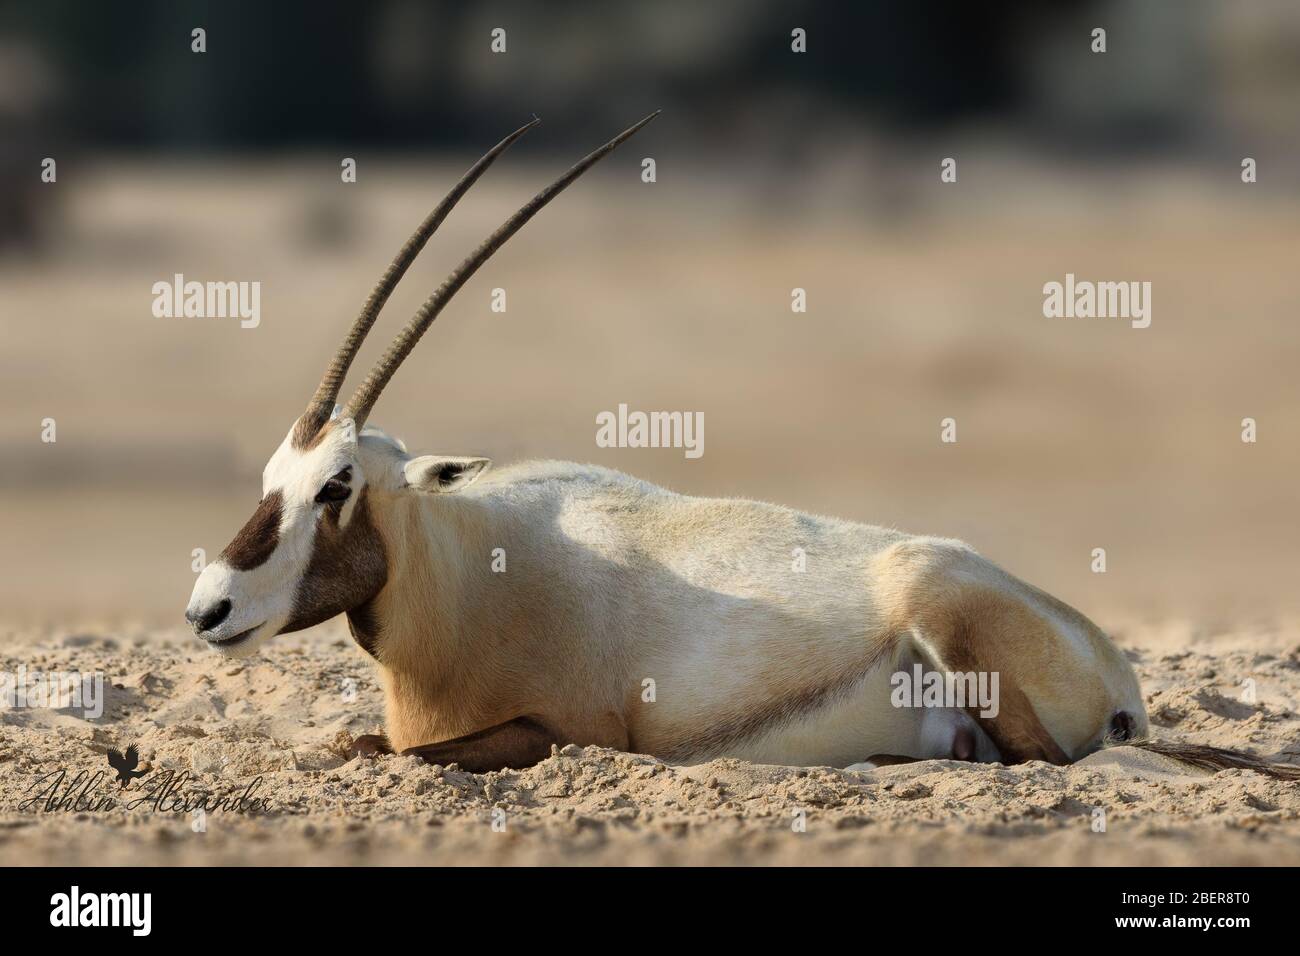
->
[219,490,284,571]
[281,487,388,642]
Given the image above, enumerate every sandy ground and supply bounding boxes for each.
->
[2,619,1298,866]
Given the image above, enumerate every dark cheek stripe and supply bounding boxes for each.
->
[219,491,284,570]
[282,489,388,649]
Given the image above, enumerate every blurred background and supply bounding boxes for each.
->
[1,0,1298,631]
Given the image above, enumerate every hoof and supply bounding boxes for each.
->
[351,734,393,759]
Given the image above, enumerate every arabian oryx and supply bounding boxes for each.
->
[186,113,1297,779]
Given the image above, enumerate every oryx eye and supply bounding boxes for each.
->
[314,468,352,504]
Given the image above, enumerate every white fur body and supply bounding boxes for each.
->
[356,441,1024,764]
[190,424,1145,767]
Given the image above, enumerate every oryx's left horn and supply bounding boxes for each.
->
[295,117,541,447]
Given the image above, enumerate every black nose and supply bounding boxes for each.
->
[186,599,232,634]
[1110,709,1136,741]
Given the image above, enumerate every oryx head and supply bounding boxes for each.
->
[185,112,659,658]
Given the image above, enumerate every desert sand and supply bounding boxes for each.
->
[2,618,1298,866]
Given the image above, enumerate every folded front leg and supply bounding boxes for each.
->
[400,716,562,773]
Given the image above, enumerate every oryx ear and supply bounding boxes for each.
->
[402,456,491,493]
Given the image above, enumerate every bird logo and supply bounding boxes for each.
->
[106,744,151,788]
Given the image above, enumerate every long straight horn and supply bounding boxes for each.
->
[341,110,661,430]
[296,118,541,445]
